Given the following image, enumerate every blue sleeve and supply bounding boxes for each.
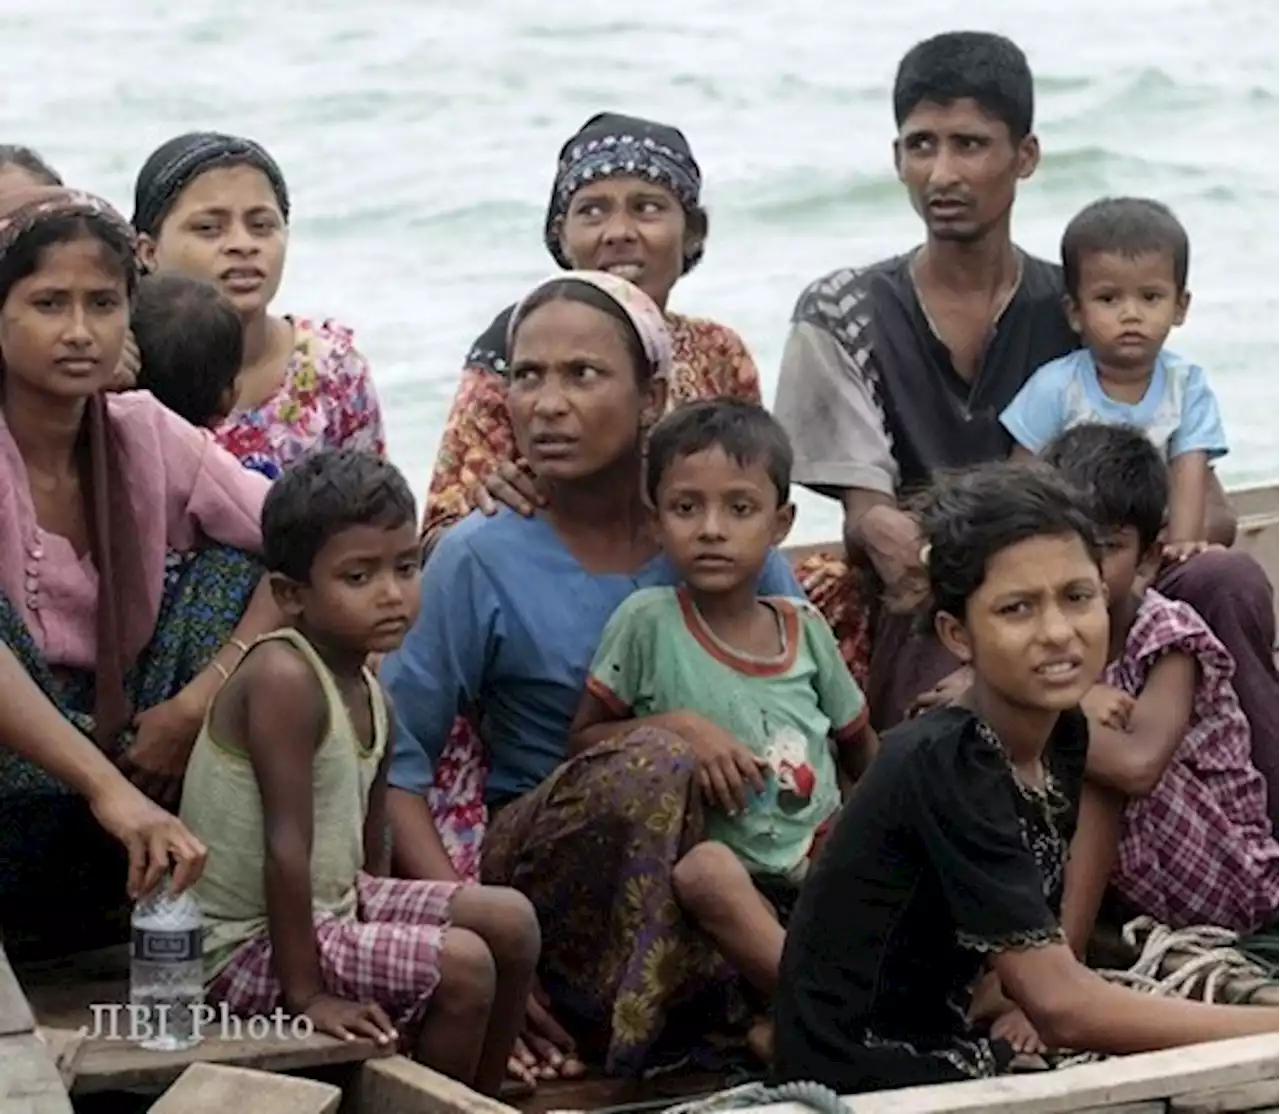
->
[758,548,803,597]
[381,533,499,795]
[999,361,1069,454]
[1170,363,1228,460]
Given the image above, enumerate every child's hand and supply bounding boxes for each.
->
[302,993,398,1047]
[990,1005,1047,1055]
[1080,684,1134,731]
[673,712,769,816]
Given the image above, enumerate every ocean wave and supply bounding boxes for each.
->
[736,173,904,223]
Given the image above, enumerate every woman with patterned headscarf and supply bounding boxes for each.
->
[385,271,801,1080]
[0,187,280,953]
[421,112,760,547]
[132,132,385,478]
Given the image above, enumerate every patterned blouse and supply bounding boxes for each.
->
[420,311,761,544]
[214,318,385,477]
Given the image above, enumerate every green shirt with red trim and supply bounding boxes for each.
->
[587,586,868,876]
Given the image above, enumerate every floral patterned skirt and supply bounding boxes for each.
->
[0,545,261,953]
[480,728,738,1076]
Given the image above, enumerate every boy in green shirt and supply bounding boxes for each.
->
[570,399,877,1014]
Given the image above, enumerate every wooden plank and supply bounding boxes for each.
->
[1072,1105,1167,1114]
[150,1062,342,1114]
[15,965,389,1094]
[67,1026,387,1095]
[352,1056,520,1114]
[0,945,35,1037]
[732,1034,1277,1114]
[1169,1078,1280,1113]
[0,1032,74,1114]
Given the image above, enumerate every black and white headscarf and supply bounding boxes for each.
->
[543,112,703,273]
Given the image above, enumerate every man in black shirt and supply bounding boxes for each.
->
[772,34,1275,812]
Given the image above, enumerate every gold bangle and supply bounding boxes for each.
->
[211,661,231,682]
[229,638,251,657]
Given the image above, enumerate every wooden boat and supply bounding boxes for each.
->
[3,484,1276,1114]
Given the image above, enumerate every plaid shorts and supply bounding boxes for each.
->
[207,872,460,1037]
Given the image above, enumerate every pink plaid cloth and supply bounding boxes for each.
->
[1104,591,1279,933]
[208,872,460,1039]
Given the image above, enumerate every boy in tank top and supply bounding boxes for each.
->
[179,449,540,1097]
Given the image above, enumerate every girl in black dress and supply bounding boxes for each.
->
[772,462,1277,1095]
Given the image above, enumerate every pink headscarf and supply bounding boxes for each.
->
[507,270,673,382]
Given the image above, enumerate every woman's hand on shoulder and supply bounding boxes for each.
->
[669,711,768,816]
[88,778,208,899]
[473,460,545,517]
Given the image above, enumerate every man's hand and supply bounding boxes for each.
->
[854,504,928,612]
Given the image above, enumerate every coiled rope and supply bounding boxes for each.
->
[1054,915,1278,1068]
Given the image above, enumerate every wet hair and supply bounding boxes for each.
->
[0,146,63,187]
[1041,423,1168,551]
[645,398,793,506]
[893,32,1034,142]
[510,278,654,384]
[916,461,1101,622]
[132,273,243,429]
[0,213,137,314]
[1061,197,1189,297]
[262,449,418,583]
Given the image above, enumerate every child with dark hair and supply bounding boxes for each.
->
[1001,197,1226,559]
[178,449,540,1096]
[132,273,246,434]
[771,461,1276,1096]
[1042,423,1277,934]
[570,399,876,1027]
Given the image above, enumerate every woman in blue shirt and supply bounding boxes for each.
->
[383,272,799,1079]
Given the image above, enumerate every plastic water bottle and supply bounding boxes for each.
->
[129,875,205,1050]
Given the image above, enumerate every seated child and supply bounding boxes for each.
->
[178,449,540,1097]
[570,399,877,1006]
[1043,423,1278,934]
[132,272,243,430]
[1001,197,1227,559]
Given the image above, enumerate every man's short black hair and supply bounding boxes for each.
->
[1061,197,1190,297]
[893,32,1034,141]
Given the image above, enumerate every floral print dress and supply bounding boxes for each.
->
[215,317,385,477]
